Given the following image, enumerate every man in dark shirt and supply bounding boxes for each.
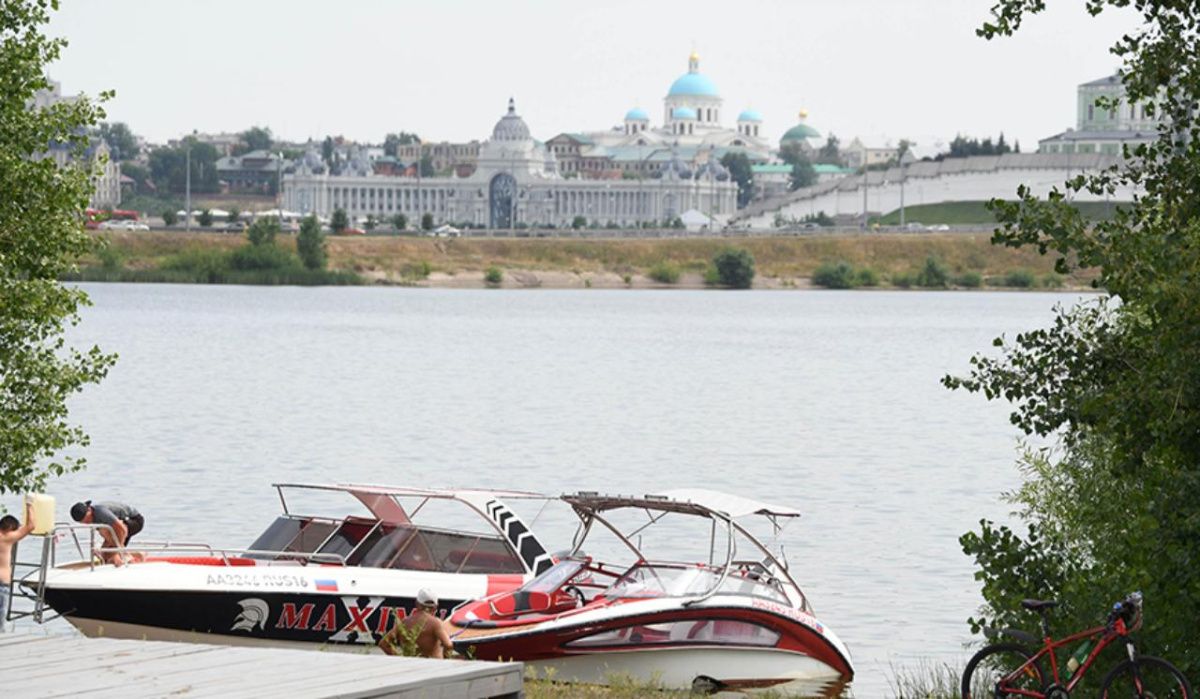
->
[70,501,144,566]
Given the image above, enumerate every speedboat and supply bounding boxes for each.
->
[449,489,853,693]
[21,483,555,648]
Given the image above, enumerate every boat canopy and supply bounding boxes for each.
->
[563,488,802,521]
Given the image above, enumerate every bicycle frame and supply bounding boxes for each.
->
[997,618,1131,697]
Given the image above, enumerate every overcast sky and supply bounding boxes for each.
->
[46,0,1137,155]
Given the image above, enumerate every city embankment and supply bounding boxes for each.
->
[70,230,1097,291]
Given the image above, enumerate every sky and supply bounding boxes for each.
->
[45,0,1139,156]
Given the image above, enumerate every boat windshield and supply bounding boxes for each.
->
[607,563,789,603]
[520,559,587,594]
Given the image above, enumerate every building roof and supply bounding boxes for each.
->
[751,164,792,174]
[781,121,821,143]
[668,72,719,97]
[624,107,650,121]
[1081,74,1121,88]
[492,97,531,142]
[672,106,698,120]
[1039,128,1158,143]
[737,109,763,122]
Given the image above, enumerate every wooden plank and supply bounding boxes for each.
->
[0,634,524,699]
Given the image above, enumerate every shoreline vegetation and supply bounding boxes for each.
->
[70,230,1098,291]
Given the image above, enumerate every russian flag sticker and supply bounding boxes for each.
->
[314,579,338,592]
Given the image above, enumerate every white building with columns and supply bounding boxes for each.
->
[283,99,737,229]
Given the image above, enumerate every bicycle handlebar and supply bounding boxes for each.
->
[1107,591,1143,629]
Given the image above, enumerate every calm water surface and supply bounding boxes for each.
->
[8,284,1089,696]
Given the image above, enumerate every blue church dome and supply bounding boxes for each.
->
[672,106,698,120]
[667,72,719,98]
[667,52,719,98]
[625,107,649,121]
[738,109,763,122]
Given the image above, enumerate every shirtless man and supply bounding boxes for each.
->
[0,501,36,631]
[378,588,453,659]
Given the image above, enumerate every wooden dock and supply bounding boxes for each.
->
[0,632,523,698]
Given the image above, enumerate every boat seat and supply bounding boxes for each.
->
[143,556,256,567]
[1021,599,1059,611]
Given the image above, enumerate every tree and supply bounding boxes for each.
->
[119,161,149,191]
[816,134,842,165]
[148,140,219,193]
[330,208,348,233]
[712,248,755,289]
[391,213,408,231]
[719,152,755,208]
[945,0,1200,681]
[246,217,279,246]
[1,0,117,496]
[95,121,138,160]
[779,143,817,190]
[239,126,273,153]
[364,215,377,231]
[226,206,240,224]
[383,132,419,157]
[571,215,587,230]
[321,136,334,166]
[421,213,434,231]
[419,155,435,178]
[162,209,178,226]
[197,209,213,227]
[296,215,326,270]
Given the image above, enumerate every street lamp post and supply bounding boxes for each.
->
[185,145,191,232]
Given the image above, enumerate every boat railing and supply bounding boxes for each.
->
[102,544,348,567]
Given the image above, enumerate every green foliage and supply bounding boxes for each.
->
[1002,269,1036,288]
[296,215,326,270]
[246,217,280,247]
[954,271,983,288]
[947,0,1200,680]
[719,152,755,208]
[712,248,755,289]
[239,125,273,153]
[811,261,857,289]
[391,213,408,231]
[97,243,123,272]
[914,256,949,288]
[701,266,721,286]
[647,261,681,284]
[483,266,503,285]
[161,209,178,226]
[229,244,298,271]
[95,121,138,160]
[197,209,213,227]
[419,155,435,178]
[0,0,117,496]
[816,134,842,166]
[421,213,434,231]
[571,215,587,230]
[330,208,349,233]
[383,132,419,157]
[780,143,817,190]
[812,261,881,289]
[226,206,240,224]
[934,132,1016,161]
[148,139,220,193]
[401,260,432,280]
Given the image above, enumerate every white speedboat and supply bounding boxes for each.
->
[22,483,554,648]
[450,489,853,693]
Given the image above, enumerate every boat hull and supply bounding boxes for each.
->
[34,562,523,648]
[528,646,848,692]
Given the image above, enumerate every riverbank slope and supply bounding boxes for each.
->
[79,231,1094,290]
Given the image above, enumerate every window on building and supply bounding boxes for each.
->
[1088,104,1095,121]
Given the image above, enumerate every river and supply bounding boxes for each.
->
[6,283,1089,696]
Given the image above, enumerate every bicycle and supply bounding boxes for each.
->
[960,592,1192,698]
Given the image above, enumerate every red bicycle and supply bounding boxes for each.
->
[961,592,1192,698]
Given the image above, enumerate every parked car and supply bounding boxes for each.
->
[928,224,951,231]
[219,221,247,233]
[337,227,366,236]
[904,222,927,232]
[432,224,462,237]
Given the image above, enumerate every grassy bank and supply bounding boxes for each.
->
[76,230,1097,289]
[873,200,1129,225]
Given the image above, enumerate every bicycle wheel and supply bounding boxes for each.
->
[961,642,1045,699]
[1100,655,1193,698]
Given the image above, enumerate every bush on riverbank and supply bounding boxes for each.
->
[484,266,503,285]
[712,248,755,288]
[811,260,881,289]
[647,260,681,284]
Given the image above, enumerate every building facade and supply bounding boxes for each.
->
[282,99,737,229]
[1039,74,1161,155]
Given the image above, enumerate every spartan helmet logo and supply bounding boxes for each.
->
[231,598,269,632]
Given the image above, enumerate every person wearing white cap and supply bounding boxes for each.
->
[378,588,453,658]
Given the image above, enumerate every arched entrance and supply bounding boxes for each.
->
[489,173,517,229]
